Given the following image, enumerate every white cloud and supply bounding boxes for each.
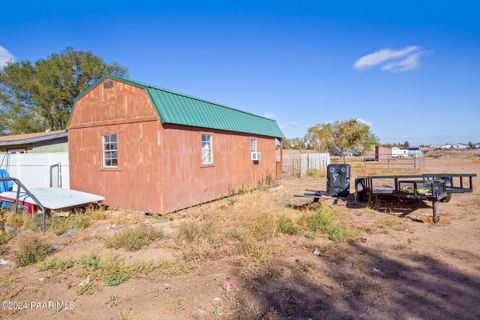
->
[280,121,300,131]
[354,46,424,73]
[263,113,276,119]
[288,121,299,127]
[0,45,15,67]
[382,52,421,73]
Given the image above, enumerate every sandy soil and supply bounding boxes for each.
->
[0,157,479,320]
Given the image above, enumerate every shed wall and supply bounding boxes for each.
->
[69,78,280,213]
[68,79,163,212]
[159,124,278,213]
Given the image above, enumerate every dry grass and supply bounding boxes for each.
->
[105,225,165,251]
[373,216,406,234]
[306,168,326,177]
[14,234,52,266]
[173,188,358,282]
[36,252,194,289]
[0,230,11,245]
[1,208,110,235]
[38,257,75,271]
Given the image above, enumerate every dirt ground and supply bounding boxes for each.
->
[0,157,479,320]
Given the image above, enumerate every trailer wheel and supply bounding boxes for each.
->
[440,193,452,203]
[355,191,367,203]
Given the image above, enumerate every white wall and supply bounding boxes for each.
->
[0,152,69,189]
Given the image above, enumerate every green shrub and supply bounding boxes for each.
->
[105,226,165,251]
[15,235,52,266]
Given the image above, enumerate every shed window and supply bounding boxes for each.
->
[103,134,118,167]
[250,139,257,153]
[201,134,213,164]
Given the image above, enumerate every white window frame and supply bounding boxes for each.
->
[201,134,213,165]
[102,134,118,168]
[250,139,257,153]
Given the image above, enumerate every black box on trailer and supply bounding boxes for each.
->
[327,164,350,197]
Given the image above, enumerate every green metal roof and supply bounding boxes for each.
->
[69,74,284,139]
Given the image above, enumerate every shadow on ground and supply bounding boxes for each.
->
[242,242,480,320]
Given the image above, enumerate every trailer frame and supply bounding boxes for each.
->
[355,173,476,223]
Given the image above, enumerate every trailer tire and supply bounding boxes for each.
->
[355,191,367,203]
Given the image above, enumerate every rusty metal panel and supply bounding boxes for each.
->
[159,124,278,213]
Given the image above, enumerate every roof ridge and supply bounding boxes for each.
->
[104,74,278,123]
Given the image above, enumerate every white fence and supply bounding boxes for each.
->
[0,152,70,189]
[283,152,330,177]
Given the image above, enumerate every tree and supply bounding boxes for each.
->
[283,137,306,150]
[304,123,332,151]
[0,47,127,134]
[304,119,379,156]
[403,141,410,148]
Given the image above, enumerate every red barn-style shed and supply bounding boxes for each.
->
[67,75,284,213]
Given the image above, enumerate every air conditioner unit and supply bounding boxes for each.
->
[251,152,262,161]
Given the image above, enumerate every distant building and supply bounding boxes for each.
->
[439,144,452,150]
[375,146,392,160]
[392,147,422,158]
[453,143,468,150]
[0,130,68,153]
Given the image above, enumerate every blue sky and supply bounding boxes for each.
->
[1,0,479,145]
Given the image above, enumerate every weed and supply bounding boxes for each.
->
[77,252,102,272]
[277,215,299,235]
[0,230,11,245]
[101,256,130,286]
[105,295,120,307]
[264,174,279,188]
[118,311,133,320]
[77,281,94,295]
[375,216,403,234]
[105,225,165,251]
[5,212,28,228]
[249,213,278,241]
[14,234,52,266]
[306,169,324,177]
[176,220,219,245]
[298,208,356,242]
[87,208,109,221]
[38,258,74,271]
[26,209,108,234]
[157,258,195,276]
